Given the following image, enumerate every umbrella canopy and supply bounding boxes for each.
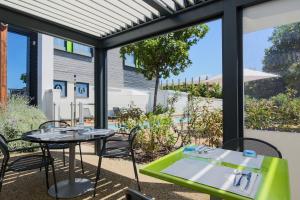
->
[204,68,279,85]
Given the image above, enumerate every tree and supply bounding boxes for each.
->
[120,24,208,111]
[263,22,300,91]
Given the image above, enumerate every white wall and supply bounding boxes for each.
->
[245,129,299,200]
[37,34,54,116]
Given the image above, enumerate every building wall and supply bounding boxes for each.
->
[107,48,155,89]
[53,47,155,90]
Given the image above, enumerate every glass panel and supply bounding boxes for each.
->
[54,37,66,51]
[75,82,89,98]
[53,80,67,97]
[243,1,300,199]
[73,43,93,57]
[7,32,28,96]
[243,1,300,134]
[124,53,135,68]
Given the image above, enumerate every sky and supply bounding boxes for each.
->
[7,19,274,89]
[7,32,28,89]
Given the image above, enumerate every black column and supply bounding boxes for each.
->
[94,47,108,129]
[222,0,243,143]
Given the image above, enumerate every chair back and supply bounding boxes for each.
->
[129,126,141,147]
[223,137,282,158]
[39,120,70,130]
[0,134,9,178]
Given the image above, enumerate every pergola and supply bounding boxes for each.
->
[0,0,271,144]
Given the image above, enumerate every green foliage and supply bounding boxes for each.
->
[20,73,27,84]
[180,97,223,147]
[263,22,300,92]
[120,24,209,110]
[136,113,176,156]
[162,83,222,98]
[245,89,300,132]
[0,95,47,151]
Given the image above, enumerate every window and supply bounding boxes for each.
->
[54,80,67,97]
[54,38,93,57]
[75,82,89,98]
[73,43,93,57]
[124,53,136,68]
[243,0,300,135]
[54,38,66,51]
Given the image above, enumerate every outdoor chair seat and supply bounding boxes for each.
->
[105,140,130,149]
[101,147,130,158]
[7,155,53,172]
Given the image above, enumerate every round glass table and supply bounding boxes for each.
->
[22,128,115,199]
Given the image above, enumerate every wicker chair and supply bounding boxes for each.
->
[39,120,84,173]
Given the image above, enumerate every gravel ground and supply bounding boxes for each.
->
[0,144,209,200]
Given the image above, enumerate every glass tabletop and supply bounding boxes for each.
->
[22,128,115,144]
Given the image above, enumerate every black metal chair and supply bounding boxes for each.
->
[0,134,58,199]
[93,126,141,197]
[222,137,282,158]
[39,120,84,173]
[125,188,154,200]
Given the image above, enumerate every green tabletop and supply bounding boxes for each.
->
[140,148,290,200]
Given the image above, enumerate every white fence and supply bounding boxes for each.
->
[44,87,222,120]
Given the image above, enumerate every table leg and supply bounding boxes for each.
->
[48,143,92,198]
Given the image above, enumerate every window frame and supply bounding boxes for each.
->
[75,82,89,98]
[53,80,67,97]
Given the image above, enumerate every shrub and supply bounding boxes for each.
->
[0,95,47,151]
[245,89,300,132]
[181,97,223,147]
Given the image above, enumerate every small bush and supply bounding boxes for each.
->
[245,89,300,132]
[0,95,47,150]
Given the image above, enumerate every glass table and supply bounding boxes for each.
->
[23,128,115,199]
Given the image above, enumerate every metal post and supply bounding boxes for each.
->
[94,48,107,154]
[53,103,56,121]
[73,75,77,126]
[222,0,241,143]
[79,102,83,126]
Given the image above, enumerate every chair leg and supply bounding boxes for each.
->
[63,148,66,166]
[79,143,84,174]
[131,150,141,191]
[50,162,58,199]
[45,164,49,189]
[93,156,102,197]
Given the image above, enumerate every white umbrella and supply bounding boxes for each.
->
[204,68,279,85]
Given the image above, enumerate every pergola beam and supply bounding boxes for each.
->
[100,0,223,49]
[142,0,174,16]
[0,5,99,46]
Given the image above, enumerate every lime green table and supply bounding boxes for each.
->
[140,148,290,200]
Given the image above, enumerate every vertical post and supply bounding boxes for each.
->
[73,75,77,126]
[94,48,107,129]
[0,23,7,104]
[94,47,107,154]
[222,1,241,144]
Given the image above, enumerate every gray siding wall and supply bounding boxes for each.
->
[107,48,155,89]
[54,47,155,89]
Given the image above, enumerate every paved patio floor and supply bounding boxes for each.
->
[0,143,209,200]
